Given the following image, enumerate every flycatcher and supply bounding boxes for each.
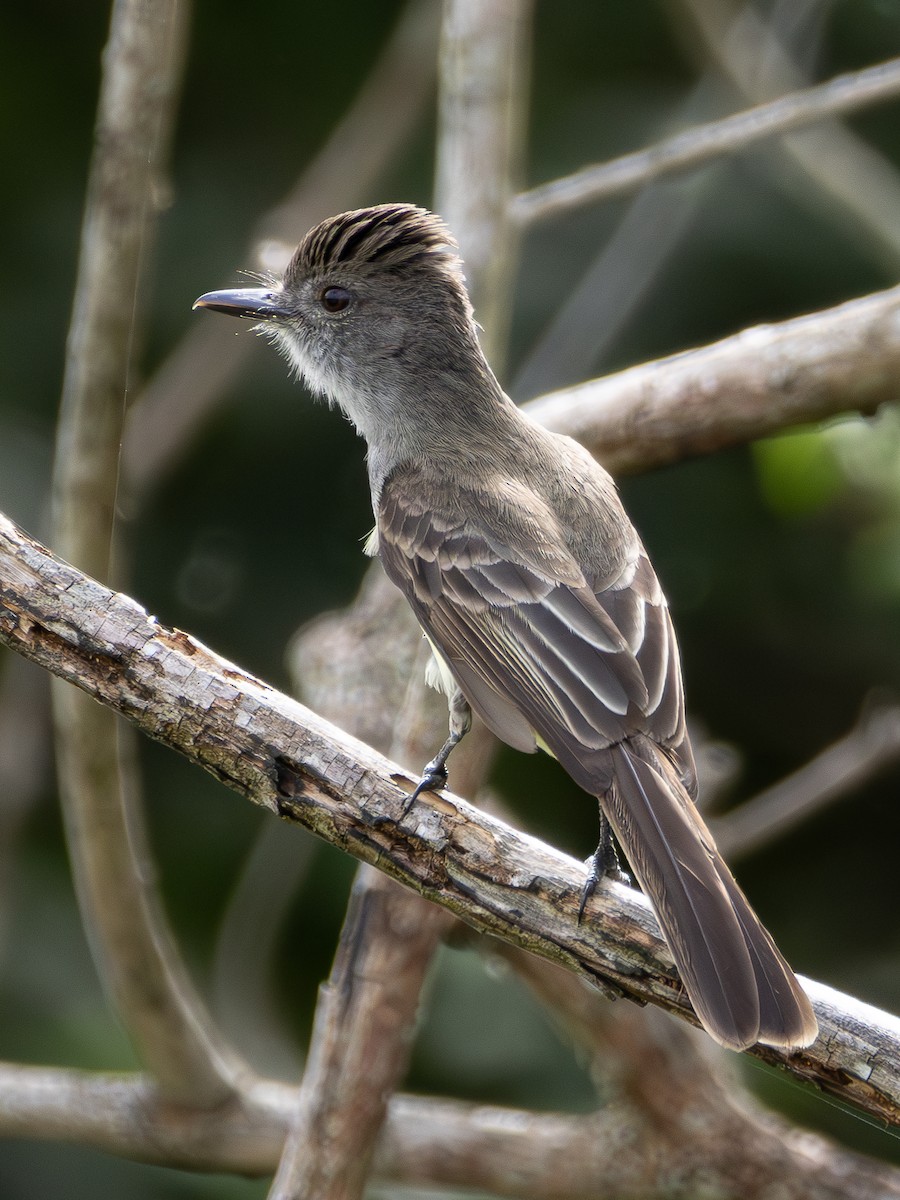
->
[195,203,817,1051]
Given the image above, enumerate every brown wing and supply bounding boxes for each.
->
[376,463,693,793]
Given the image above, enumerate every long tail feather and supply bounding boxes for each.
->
[603,742,817,1050]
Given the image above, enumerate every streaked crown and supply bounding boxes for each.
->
[284,204,464,288]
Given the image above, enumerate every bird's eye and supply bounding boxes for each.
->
[319,286,352,314]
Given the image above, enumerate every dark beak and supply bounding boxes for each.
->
[192,287,290,320]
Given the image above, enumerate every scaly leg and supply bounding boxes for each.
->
[404,690,471,813]
[578,810,631,921]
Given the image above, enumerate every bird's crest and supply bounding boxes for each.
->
[285,204,463,285]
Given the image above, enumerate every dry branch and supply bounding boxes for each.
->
[2,509,900,1129]
[4,1064,898,1199]
[269,871,455,1200]
[524,283,900,473]
[270,6,535,1197]
[435,0,532,364]
[679,0,900,270]
[50,0,239,1106]
[514,56,900,225]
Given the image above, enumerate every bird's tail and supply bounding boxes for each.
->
[602,739,817,1051]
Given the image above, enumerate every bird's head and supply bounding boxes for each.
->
[194,205,483,431]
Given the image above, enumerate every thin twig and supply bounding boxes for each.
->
[513,56,900,225]
[512,1,837,399]
[511,72,717,399]
[679,0,900,270]
[49,0,239,1104]
[715,697,900,859]
[2,510,900,1128]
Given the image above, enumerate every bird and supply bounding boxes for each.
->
[194,202,818,1051]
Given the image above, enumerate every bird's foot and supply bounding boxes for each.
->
[577,828,631,922]
[403,756,450,816]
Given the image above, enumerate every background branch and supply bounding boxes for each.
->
[49,0,240,1105]
[714,694,900,858]
[435,0,532,364]
[525,283,900,474]
[513,56,900,225]
[3,1064,898,1199]
[5,5,900,1194]
[679,0,900,270]
[509,3,850,399]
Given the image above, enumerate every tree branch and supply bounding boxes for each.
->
[435,0,533,366]
[5,1064,899,1199]
[271,9,535,1194]
[714,695,900,859]
[523,283,900,474]
[2,509,899,1127]
[513,56,900,225]
[49,0,240,1105]
[678,0,900,270]
[269,870,456,1200]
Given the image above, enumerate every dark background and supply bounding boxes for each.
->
[2,2,900,1195]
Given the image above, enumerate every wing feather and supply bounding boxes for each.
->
[378,464,683,768]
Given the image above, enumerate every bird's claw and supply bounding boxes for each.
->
[577,850,631,923]
[403,758,449,815]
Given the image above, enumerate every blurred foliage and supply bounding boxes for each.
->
[2,1,900,1195]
